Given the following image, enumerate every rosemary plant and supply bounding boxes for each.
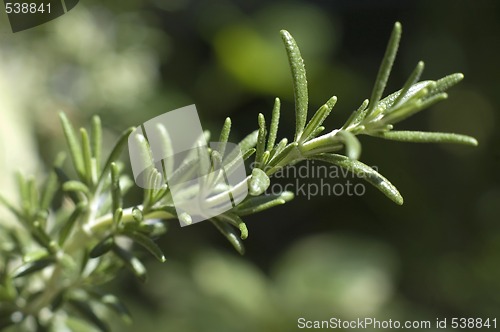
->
[0,22,477,331]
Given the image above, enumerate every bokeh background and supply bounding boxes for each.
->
[1,0,499,331]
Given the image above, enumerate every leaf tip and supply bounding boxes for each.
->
[468,137,479,146]
[281,191,295,202]
[327,96,338,109]
[279,29,290,38]
[239,223,248,240]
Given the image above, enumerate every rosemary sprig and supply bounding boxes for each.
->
[0,23,477,331]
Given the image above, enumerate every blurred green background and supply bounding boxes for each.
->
[1,0,499,331]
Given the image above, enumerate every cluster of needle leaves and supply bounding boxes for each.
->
[0,22,477,331]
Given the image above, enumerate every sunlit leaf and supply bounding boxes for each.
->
[365,22,402,118]
[13,257,56,278]
[124,231,166,262]
[281,30,308,141]
[249,168,270,196]
[312,154,403,205]
[376,131,478,146]
[235,191,294,216]
[267,98,281,151]
[210,219,245,255]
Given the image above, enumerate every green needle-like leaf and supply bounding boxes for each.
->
[59,113,85,180]
[143,168,162,208]
[242,148,256,161]
[23,249,54,263]
[89,236,114,258]
[125,231,166,262]
[40,153,65,211]
[80,128,93,186]
[281,30,308,141]
[310,126,325,138]
[155,124,174,178]
[210,219,245,254]
[110,163,122,212]
[13,257,56,278]
[269,138,288,160]
[98,127,135,187]
[16,173,29,215]
[32,221,57,253]
[267,98,281,151]
[216,213,248,240]
[342,99,369,130]
[91,116,102,170]
[218,117,232,157]
[63,181,90,196]
[375,81,432,122]
[392,61,425,108]
[376,131,478,146]
[133,134,153,175]
[219,132,257,176]
[0,194,23,220]
[366,22,402,118]
[386,92,448,125]
[55,167,81,204]
[205,150,223,189]
[336,130,362,160]
[113,208,123,225]
[197,143,211,178]
[301,96,337,143]
[239,130,259,153]
[261,151,270,166]
[267,142,298,170]
[96,293,132,325]
[235,191,294,216]
[68,299,110,332]
[255,113,267,168]
[27,177,39,213]
[428,73,464,96]
[313,154,403,205]
[145,220,169,238]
